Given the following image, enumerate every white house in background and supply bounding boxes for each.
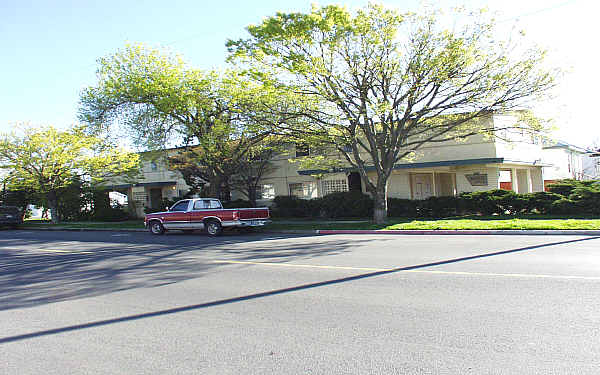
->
[583,149,600,180]
[113,112,591,218]
[540,140,588,188]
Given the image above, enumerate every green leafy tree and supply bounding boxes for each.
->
[79,44,299,198]
[0,125,140,223]
[228,4,557,223]
[229,138,286,207]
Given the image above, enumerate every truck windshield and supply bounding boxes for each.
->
[170,200,190,212]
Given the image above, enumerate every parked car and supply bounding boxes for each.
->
[0,206,23,229]
[144,198,271,236]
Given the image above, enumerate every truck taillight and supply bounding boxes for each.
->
[233,210,238,220]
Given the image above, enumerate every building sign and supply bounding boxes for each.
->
[465,172,488,186]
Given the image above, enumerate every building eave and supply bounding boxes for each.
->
[297,158,507,176]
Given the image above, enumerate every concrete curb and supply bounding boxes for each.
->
[19,227,600,236]
[20,227,147,232]
[316,229,600,236]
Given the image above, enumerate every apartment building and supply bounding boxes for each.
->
[111,113,575,218]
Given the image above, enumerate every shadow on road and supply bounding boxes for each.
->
[0,231,365,312]
[1,235,598,344]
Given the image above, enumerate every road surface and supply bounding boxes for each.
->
[1,230,599,374]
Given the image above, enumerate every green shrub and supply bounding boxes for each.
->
[418,196,459,217]
[524,191,563,214]
[272,196,316,218]
[388,198,418,217]
[90,205,130,221]
[317,191,373,218]
[549,198,579,215]
[222,199,254,208]
[547,179,600,197]
[459,189,512,215]
[569,187,600,215]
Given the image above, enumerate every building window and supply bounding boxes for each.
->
[295,143,309,157]
[289,182,316,198]
[257,184,275,200]
[133,192,148,203]
[150,162,158,171]
[322,179,348,195]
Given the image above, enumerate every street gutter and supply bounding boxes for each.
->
[16,226,600,236]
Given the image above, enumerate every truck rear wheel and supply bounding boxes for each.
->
[205,220,222,236]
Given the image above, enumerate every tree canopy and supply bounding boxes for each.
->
[0,125,140,223]
[79,44,302,198]
[227,4,557,223]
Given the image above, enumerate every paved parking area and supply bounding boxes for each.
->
[1,230,599,374]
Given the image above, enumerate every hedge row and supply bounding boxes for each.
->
[268,179,600,218]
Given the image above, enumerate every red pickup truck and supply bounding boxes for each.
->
[144,198,271,236]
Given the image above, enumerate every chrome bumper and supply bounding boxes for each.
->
[222,219,272,228]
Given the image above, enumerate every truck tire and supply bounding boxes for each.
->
[149,220,165,235]
[205,220,222,236]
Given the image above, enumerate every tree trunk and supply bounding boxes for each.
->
[207,175,222,199]
[372,183,388,225]
[248,186,258,207]
[47,190,60,224]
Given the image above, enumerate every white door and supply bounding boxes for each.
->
[413,174,433,200]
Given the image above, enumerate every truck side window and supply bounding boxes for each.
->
[193,200,212,210]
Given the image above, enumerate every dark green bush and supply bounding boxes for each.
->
[272,195,316,218]
[388,198,418,217]
[316,191,373,218]
[272,180,600,219]
[419,196,460,217]
[90,205,130,221]
[273,192,372,218]
[569,187,600,215]
[547,179,600,197]
[459,189,516,215]
[549,198,579,215]
[523,191,563,214]
[222,199,254,209]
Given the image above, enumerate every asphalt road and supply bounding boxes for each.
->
[1,230,599,374]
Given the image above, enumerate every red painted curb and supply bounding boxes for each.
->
[315,230,600,235]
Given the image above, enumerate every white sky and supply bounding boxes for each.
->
[1,0,598,147]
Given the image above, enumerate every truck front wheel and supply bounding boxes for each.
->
[149,220,165,235]
[205,220,222,236]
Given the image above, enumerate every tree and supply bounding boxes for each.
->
[227,4,557,223]
[79,44,299,198]
[0,125,140,223]
[229,138,286,207]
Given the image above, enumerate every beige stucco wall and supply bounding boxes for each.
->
[455,166,500,193]
[387,172,412,199]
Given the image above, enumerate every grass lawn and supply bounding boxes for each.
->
[22,220,145,230]
[269,215,600,231]
[18,215,600,231]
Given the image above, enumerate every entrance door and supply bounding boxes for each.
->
[412,174,433,200]
[347,172,362,192]
[149,188,163,209]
